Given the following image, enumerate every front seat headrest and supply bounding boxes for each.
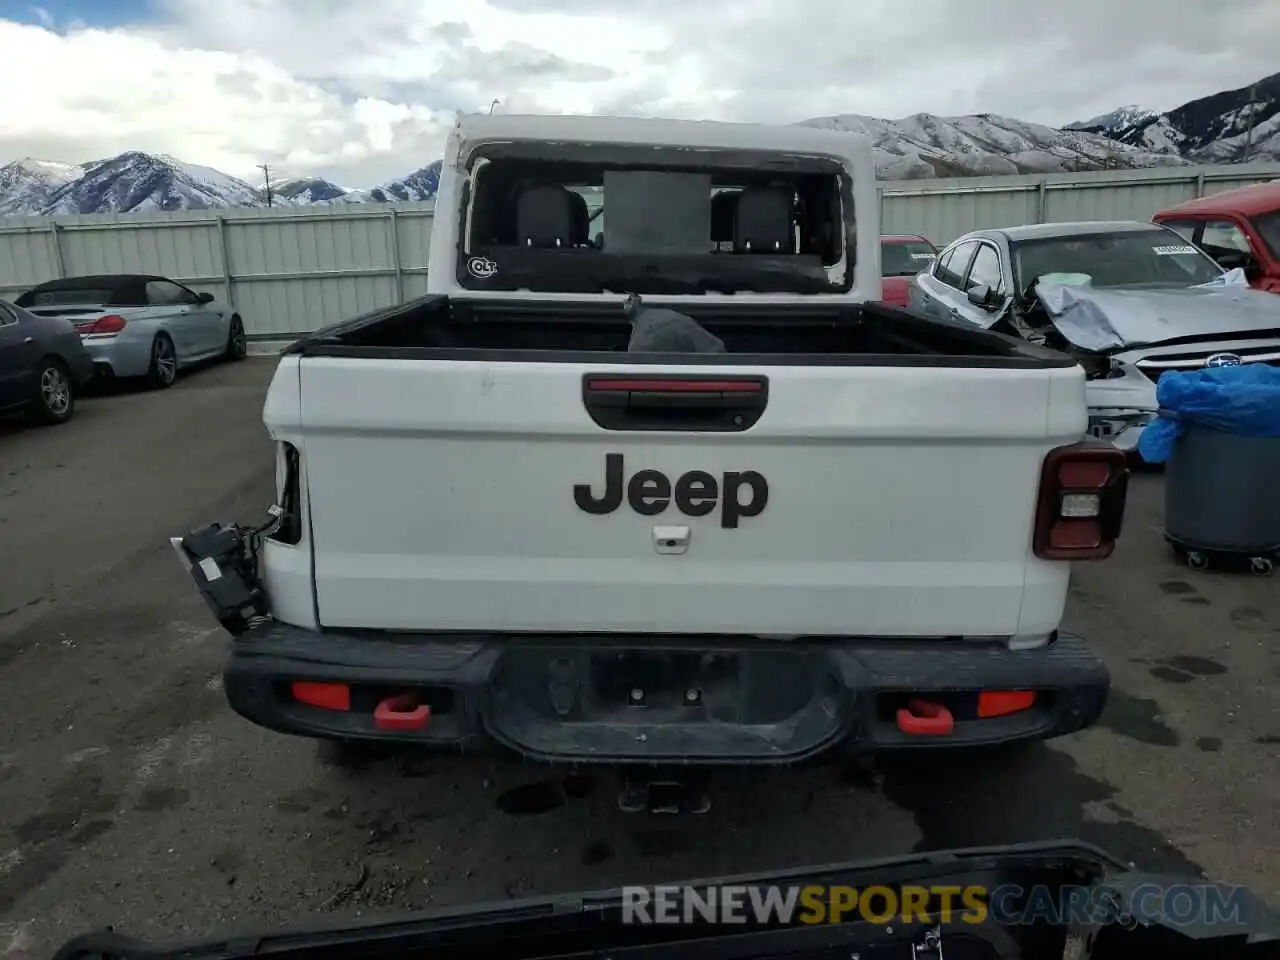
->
[733,187,795,254]
[515,185,575,248]
[565,190,589,246]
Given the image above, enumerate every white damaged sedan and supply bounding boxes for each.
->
[909,221,1280,452]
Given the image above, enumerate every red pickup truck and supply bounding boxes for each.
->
[879,234,937,307]
[1152,181,1280,294]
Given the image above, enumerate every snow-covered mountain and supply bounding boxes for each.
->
[4,74,1278,217]
[272,177,358,205]
[266,163,441,207]
[1069,71,1280,164]
[40,151,262,215]
[797,112,1184,178]
[1063,105,1158,136]
[0,159,84,215]
[366,161,442,203]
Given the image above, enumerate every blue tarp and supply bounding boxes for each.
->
[1138,363,1280,463]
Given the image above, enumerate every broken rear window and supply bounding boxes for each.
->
[457,148,853,296]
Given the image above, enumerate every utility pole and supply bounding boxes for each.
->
[257,163,273,207]
[1243,82,1258,162]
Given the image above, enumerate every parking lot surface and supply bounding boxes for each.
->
[1,358,1277,956]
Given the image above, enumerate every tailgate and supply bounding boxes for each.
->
[293,357,1085,639]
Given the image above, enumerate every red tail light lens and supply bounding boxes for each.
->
[1033,440,1129,561]
[291,681,350,711]
[977,690,1037,718]
[85,314,126,334]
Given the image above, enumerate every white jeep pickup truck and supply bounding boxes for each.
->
[174,113,1129,786]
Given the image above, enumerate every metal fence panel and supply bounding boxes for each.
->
[881,187,1040,243]
[881,163,1280,245]
[1042,181,1195,223]
[0,166,1275,335]
[233,275,400,336]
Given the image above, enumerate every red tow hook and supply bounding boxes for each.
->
[896,698,955,736]
[374,692,431,732]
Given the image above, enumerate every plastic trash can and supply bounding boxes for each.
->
[1138,363,1280,574]
[1164,422,1280,571]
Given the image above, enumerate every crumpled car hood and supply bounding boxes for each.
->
[1034,282,1280,353]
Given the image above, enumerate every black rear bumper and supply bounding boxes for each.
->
[223,626,1108,764]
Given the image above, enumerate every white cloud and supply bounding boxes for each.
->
[0,0,1277,186]
[0,18,457,185]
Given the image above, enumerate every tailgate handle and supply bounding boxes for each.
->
[582,375,768,432]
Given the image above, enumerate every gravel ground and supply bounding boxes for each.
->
[1,358,1276,957]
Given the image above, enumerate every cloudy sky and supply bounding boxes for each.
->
[0,0,1275,187]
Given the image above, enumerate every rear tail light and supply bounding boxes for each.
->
[84,314,126,334]
[1033,440,1129,561]
[292,681,351,711]
[272,442,303,545]
[977,690,1037,718]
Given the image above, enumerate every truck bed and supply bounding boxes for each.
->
[284,294,1072,365]
[262,294,1086,645]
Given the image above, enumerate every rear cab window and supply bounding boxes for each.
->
[1253,210,1280,260]
[457,144,853,296]
[1157,219,1199,242]
[1198,219,1253,260]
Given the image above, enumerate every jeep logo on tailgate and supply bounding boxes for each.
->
[574,453,768,529]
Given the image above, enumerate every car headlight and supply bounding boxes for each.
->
[1079,354,1123,380]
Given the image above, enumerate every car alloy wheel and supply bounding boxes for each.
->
[40,364,71,417]
[155,336,177,385]
[229,317,247,359]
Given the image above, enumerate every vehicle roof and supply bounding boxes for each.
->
[452,112,874,158]
[28,274,172,290]
[881,234,932,244]
[17,274,176,308]
[1154,181,1280,218]
[973,221,1170,243]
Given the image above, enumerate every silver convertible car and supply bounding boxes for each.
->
[14,274,247,388]
[909,221,1280,453]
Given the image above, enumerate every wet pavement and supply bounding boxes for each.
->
[1,358,1276,956]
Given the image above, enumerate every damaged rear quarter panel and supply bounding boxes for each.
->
[261,356,318,630]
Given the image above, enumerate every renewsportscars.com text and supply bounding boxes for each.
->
[621,883,1250,928]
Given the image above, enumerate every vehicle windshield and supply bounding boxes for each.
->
[1011,229,1225,292]
[880,240,936,276]
[460,149,851,294]
[1252,209,1280,260]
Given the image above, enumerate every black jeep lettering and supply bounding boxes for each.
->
[722,471,768,529]
[573,452,624,514]
[627,469,671,515]
[673,470,717,517]
[574,454,768,528]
